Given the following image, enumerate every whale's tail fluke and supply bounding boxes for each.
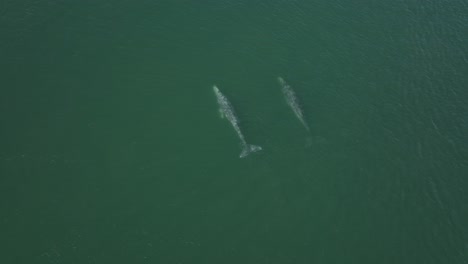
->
[239,144,262,158]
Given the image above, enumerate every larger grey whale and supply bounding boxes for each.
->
[213,85,262,158]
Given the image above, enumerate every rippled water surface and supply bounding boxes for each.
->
[1,0,467,263]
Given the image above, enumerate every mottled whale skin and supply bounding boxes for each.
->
[213,85,262,158]
[278,77,310,131]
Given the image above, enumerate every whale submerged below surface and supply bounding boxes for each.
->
[278,77,310,132]
[213,85,262,158]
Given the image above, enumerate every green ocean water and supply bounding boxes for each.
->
[1,0,468,263]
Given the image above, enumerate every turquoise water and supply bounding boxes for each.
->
[1,1,468,263]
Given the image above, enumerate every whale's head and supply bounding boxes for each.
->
[278,77,285,85]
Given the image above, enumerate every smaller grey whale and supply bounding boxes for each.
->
[278,77,310,131]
